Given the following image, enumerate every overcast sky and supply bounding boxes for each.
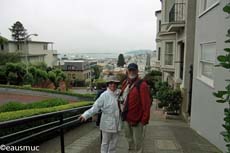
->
[0,0,161,53]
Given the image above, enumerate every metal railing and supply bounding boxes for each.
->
[169,3,185,23]
[0,105,92,153]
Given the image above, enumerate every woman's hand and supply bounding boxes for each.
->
[79,115,86,122]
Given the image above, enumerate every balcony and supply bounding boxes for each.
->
[51,50,58,55]
[152,61,161,70]
[167,3,185,32]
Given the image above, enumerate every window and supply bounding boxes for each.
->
[67,65,76,70]
[199,0,219,13]
[198,42,216,86]
[158,20,161,32]
[165,42,173,65]
[43,44,48,50]
[67,65,72,70]
[17,44,20,50]
[1,44,4,50]
[72,74,76,79]
[158,47,161,61]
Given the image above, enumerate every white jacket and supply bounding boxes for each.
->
[82,88,121,133]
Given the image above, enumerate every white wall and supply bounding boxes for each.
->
[8,43,19,53]
[191,0,230,151]
[28,43,57,67]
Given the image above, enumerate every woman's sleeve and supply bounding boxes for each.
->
[81,94,104,120]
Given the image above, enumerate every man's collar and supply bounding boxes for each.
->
[127,77,139,84]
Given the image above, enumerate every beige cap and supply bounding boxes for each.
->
[106,75,120,83]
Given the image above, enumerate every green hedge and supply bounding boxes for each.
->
[0,84,96,99]
[0,101,93,122]
[0,99,69,113]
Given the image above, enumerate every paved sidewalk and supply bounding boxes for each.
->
[63,128,100,153]
[64,102,222,153]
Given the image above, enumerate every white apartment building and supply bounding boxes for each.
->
[155,0,197,120]
[191,0,230,151]
[0,40,58,67]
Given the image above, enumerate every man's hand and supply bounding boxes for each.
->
[79,115,86,122]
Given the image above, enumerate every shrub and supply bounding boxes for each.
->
[23,73,34,85]
[0,99,68,113]
[155,82,182,114]
[164,89,182,114]
[151,81,167,97]
[155,82,171,101]
[7,72,17,85]
[0,102,25,113]
[25,99,68,110]
[0,101,93,122]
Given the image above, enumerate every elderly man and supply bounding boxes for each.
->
[118,63,151,153]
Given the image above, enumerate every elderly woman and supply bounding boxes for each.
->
[79,76,121,153]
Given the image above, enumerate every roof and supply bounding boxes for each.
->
[155,10,162,16]
[20,54,47,57]
[8,40,53,44]
[0,36,8,44]
[64,60,86,63]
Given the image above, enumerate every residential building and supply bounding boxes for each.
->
[62,60,91,81]
[102,67,126,76]
[155,0,197,120]
[0,40,58,67]
[149,50,160,71]
[154,10,162,71]
[190,0,230,151]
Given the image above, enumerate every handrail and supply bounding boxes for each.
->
[0,105,93,153]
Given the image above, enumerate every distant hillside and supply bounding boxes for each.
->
[125,49,153,55]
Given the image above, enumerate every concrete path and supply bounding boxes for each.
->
[63,102,222,153]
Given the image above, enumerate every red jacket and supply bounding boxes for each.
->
[121,78,151,125]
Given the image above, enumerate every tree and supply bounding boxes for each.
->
[5,63,26,85]
[9,21,27,41]
[117,54,125,67]
[30,62,47,71]
[0,66,7,84]
[50,69,66,89]
[0,35,8,45]
[213,3,230,152]
[0,52,21,65]
[91,65,102,79]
